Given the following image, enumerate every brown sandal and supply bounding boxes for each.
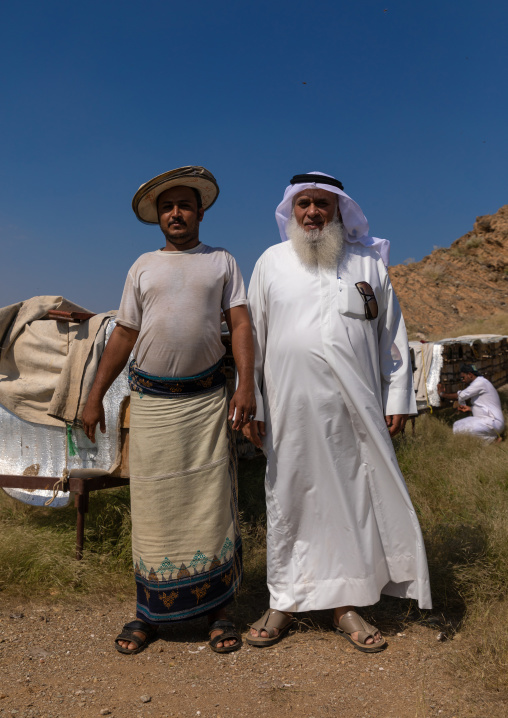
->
[246,609,295,647]
[333,610,387,653]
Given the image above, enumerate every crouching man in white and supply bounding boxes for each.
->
[439,364,505,443]
[242,172,432,653]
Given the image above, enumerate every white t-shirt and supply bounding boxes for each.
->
[457,376,504,425]
[116,243,246,377]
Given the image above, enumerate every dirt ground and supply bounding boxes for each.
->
[0,597,506,718]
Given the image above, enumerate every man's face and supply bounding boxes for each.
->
[293,188,339,232]
[157,186,204,246]
[460,372,475,385]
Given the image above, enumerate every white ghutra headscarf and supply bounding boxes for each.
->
[275,171,390,266]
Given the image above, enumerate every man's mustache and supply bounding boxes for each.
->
[169,219,187,226]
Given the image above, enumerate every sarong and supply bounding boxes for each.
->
[128,365,241,624]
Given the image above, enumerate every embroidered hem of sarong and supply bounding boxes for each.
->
[135,536,243,623]
[128,358,227,398]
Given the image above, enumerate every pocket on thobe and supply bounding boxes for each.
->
[337,282,367,319]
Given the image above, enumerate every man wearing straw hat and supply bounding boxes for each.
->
[83,166,255,654]
[243,172,431,652]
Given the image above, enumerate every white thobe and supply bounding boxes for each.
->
[248,241,432,612]
[454,377,504,442]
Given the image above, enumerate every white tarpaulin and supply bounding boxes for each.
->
[0,319,130,507]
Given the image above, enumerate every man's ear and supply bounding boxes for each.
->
[336,199,342,222]
[198,207,205,222]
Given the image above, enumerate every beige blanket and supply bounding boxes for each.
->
[0,296,116,427]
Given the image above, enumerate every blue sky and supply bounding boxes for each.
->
[1,0,507,311]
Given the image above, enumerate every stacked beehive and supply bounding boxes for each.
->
[436,336,508,394]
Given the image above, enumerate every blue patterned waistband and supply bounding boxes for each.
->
[128,359,227,397]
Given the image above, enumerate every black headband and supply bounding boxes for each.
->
[290,174,344,191]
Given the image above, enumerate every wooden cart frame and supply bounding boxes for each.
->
[0,473,129,559]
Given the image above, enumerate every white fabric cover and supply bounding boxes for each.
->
[248,240,431,611]
[275,171,391,267]
[409,341,435,409]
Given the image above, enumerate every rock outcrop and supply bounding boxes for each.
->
[389,205,508,336]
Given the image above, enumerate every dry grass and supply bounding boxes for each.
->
[1,394,507,692]
[449,234,484,257]
[0,485,134,599]
[426,312,508,340]
[420,263,447,283]
[395,387,508,692]
[397,413,508,611]
[465,234,483,250]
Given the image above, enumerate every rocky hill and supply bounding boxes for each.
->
[389,204,508,337]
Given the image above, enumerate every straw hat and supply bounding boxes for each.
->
[132,166,220,224]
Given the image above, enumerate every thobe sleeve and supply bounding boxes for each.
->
[377,271,417,416]
[457,379,481,403]
[246,257,267,422]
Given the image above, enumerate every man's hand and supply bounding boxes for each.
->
[80,324,139,443]
[228,385,256,431]
[437,383,458,401]
[242,420,266,449]
[82,399,106,443]
[385,414,408,438]
[224,305,256,430]
[457,404,471,413]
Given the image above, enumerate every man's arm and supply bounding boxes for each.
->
[82,324,139,442]
[438,385,473,414]
[239,258,267,449]
[224,305,256,431]
[437,383,459,401]
[437,383,472,411]
[377,273,414,438]
[385,414,408,437]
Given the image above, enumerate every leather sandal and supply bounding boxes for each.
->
[246,609,295,647]
[114,619,158,655]
[208,619,242,654]
[333,610,387,653]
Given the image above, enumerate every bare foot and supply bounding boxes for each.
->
[249,611,293,639]
[209,608,239,650]
[117,630,148,651]
[333,606,383,645]
[116,620,156,652]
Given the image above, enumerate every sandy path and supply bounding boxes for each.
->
[1,598,505,718]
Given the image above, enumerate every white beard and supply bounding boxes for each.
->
[287,213,345,270]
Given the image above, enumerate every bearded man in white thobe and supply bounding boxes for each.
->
[438,364,505,443]
[243,172,432,653]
